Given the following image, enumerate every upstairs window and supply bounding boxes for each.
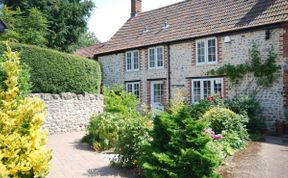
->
[148,46,164,69]
[196,38,217,65]
[126,82,140,98]
[126,50,139,71]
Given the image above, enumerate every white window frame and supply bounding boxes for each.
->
[125,50,140,71]
[150,80,165,110]
[148,46,164,69]
[126,82,140,98]
[191,78,223,103]
[196,37,218,65]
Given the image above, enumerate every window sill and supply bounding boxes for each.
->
[148,67,165,70]
[126,69,140,72]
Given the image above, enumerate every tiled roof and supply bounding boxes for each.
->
[77,0,288,57]
[74,43,105,58]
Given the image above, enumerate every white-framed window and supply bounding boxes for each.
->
[126,82,140,98]
[151,81,164,110]
[196,37,218,65]
[192,78,223,103]
[148,46,164,69]
[126,50,139,71]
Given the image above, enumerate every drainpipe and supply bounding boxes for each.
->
[167,43,171,100]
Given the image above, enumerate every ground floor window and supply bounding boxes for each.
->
[126,82,140,98]
[192,78,223,103]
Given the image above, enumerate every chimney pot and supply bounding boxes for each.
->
[131,0,142,18]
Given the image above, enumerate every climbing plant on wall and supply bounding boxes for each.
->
[208,44,280,88]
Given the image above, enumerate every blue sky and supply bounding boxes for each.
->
[88,0,183,42]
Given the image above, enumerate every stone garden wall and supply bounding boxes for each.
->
[32,93,104,135]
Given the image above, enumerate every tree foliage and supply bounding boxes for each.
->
[0,0,95,52]
[0,6,48,46]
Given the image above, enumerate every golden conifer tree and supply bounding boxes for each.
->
[0,44,51,178]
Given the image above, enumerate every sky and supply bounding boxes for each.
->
[88,0,183,42]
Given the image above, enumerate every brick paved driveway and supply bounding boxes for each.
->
[47,132,135,178]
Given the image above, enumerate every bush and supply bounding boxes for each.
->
[140,108,221,178]
[202,107,249,150]
[224,95,266,134]
[103,86,140,115]
[85,86,149,153]
[86,113,124,151]
[0,45,51,177]
[0,42,101,94]
[113,116,151,168]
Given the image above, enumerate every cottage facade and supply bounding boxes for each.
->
[76,0,288,132]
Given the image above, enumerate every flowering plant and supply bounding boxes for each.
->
[204,128,223,140]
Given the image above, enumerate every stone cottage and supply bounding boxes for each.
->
[76,0,288,131]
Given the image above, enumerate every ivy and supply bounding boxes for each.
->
[208,44,280,88]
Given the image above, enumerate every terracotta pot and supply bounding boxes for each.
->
[275,120,285,136]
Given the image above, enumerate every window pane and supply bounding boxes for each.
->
[193,81,201,102]
[149,48,155,68]
[127,84,133,93]
[126,52,132,70]
[208,39,216,62]
[133,51,139,69]
[134,83,140,98]
[153,83,163,103]
[214,79,222,96]
[203,80,211,99]
[197,41,205,63]
[157,47,163,67]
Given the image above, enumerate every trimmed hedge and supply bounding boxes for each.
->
[0,42,101,94]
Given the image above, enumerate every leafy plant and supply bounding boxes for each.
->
[140,108,222,178]
[85,86,148,153]
[202,107,249,150]
[168,89,187,116]
[0,6,48,47]
[208,44,280,88]
[224,95,266,134]
[0,44,51,177]
[0,42,101,94]
[2,0,95,52]
[86,113,124,151]
[113,116,151,168]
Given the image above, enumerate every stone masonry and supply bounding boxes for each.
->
[97,26,287,132]
[32,93,104,135]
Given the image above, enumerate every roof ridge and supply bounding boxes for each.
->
[138,0,187,16]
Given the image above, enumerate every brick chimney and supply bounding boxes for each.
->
[131,0,142,18]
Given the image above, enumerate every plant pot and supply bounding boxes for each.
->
[275,120,285,136]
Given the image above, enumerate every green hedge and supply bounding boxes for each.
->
[0,42,101,94]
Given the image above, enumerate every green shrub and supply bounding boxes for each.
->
[85,86,148,153]
[103,86,140,115]
[140,108,221,178]
[224,95,266,134]
[0,42,101,94]
[86,113,124,151]
[202,107,249,150]
[113,116,151,168]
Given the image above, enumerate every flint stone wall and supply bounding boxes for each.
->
[31,93,104,135]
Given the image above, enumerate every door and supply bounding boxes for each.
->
[151,81,164,110]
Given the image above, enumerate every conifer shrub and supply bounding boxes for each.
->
[140,108,222,178]
[0,45,51,177]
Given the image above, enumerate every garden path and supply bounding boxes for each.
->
[47,132,138,178]
[219,136,288,178]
